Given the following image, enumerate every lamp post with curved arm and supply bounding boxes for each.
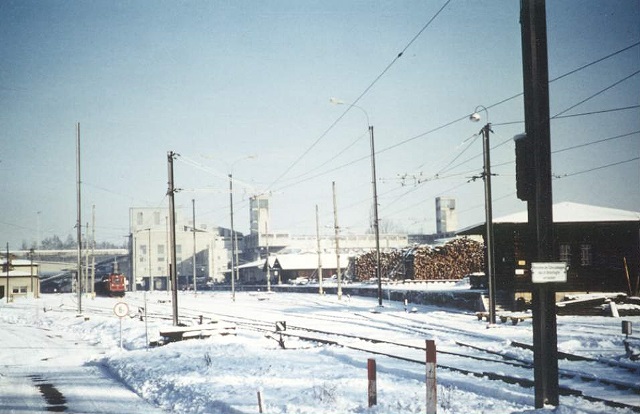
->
[469,105,496,325]
[330,98,382,307]
[228,155,255,302]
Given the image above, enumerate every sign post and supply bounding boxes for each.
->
[531,262,564,408]
[114,302,129,349]
[531,262,567,284]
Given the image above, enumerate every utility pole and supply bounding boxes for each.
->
[369,125,382,307]
[167,151,179,326]
[148,228,153,292]
[332,181,342,300]
[5,243,9,303]
[192,198,197,294]
[76,122,82,314]
[482,122,496,324]
[85,222,89,294]
[520,0,558,407]
[91,205,95,294]
[265,221,271,292]
[229,173,236,301]
[316,204,323,295]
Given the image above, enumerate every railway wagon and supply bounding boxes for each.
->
[95,273,126,297]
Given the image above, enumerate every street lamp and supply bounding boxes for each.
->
[330,98,383,307]
[469,105,496,325]
[228,155,255,302]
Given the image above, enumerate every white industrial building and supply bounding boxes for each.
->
[129,207,236,290]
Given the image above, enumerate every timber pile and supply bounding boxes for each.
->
[354,237,484,282]
[412,238,484,281]
[354,250,403,282]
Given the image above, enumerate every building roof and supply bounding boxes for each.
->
[238,253,350,271]
[457,202,640,235]
[493,202,640,224]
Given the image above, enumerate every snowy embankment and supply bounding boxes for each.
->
[2,291,639,414]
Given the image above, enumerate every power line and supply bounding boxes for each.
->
[377,41,640,156]
[549,40,640,84]
[553,130,640,154]
[554,156,639,179]
[265,0,453,192]
[266,38,638,202]
[493,104,640,126]
[552,69,640,119]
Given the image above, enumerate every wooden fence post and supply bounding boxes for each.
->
[257,390,263,413]
[367,358,377,407]
[426,339,437,414]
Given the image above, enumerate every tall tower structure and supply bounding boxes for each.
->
[250,195,270,238]
[435,197,457,235]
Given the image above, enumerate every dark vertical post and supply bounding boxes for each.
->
[426,339,437,414]
[76,122,82,314]
[167,151,179,326]
[520,0,559,407]
[482,123,496,324]
[367,358,377,407]
[229,173,236,301]
[369,126,382,307]
[5,243,9,303]
[192,198,197,294]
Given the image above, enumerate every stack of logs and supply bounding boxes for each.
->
[353,237,484,282]
[353,250,403,282]
[411,237,484,281]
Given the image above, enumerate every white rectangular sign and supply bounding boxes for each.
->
[531,262,567,283]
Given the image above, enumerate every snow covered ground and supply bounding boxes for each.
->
[1,290,639,414]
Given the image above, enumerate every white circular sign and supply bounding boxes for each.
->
[113,302,129,318]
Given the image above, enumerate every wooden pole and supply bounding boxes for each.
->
[332,181,342,300]
[76,122,83,314]
[426,339,437,414]
[257,390,264,413]
[367,358,377,407]
[623,257,632,295]
[316,204,323,295]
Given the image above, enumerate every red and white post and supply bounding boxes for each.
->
[367,358,377,407]
[426,339,437,414]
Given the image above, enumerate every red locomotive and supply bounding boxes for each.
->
[95,273,126,297]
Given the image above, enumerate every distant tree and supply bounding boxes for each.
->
[41,235,64,250]
[37,234,126,250]
[63,234,76,249]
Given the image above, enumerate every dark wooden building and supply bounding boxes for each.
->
[458,202,640,298]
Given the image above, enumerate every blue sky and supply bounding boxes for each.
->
[1,0,638,248]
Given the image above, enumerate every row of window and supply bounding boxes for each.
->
[559,243,592,266]
[139,245,183,256]
[136,211,164,226]
[12,286,28,294]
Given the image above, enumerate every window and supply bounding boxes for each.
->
[140,245,147,256]
[12,286,27,294]
[154,211,161,225]
[137,211,144,225]
[580,244,592,266]
[559,244,571,263]
[157,244,165,255]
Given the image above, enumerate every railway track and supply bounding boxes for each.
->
[56,296,640,412]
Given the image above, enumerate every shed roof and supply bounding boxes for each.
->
[238,253,350,271]
[457,202,640,235]
[493,202,640,224]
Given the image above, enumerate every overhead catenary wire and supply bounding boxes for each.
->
[265,0,453,192]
